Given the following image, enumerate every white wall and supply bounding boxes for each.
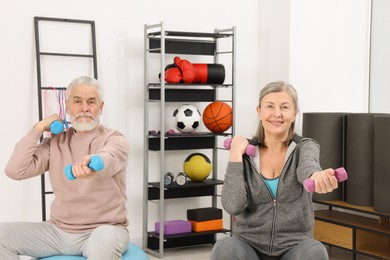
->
[370,0,390,113]
[290,0,371,135]
[0,0,268,247]
[0,0,372,250]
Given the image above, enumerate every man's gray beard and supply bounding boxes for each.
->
[69,115,100,132]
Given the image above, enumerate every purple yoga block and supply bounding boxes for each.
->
[155,220,192,235]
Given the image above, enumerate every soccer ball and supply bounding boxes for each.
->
[173,104,201,133]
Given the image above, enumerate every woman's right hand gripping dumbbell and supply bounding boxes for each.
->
[227,136,255,162]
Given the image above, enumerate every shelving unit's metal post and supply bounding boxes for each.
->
[158,22,167,257]
[143,21,168,258]
[212,27,236,208]
[142,22,150,255]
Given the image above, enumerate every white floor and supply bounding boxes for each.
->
[147,245,212,260]
[20,244,374,259]
[146,244,374,260]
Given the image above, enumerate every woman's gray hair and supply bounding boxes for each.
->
[66,76,103,102]
[255,81,299,146]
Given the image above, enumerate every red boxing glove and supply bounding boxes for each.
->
[173,56,195,83]
[162,56,225,84]
[164,67,182,83]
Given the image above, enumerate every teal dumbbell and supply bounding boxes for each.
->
[50,120,65,134]
[50,119,69,134]
[64,155,104,180]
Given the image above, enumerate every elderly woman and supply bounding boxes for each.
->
[211,81,336,260]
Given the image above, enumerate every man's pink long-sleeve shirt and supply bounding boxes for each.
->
[5,124,129,233]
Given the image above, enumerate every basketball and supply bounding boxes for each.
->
[202,102,232,133]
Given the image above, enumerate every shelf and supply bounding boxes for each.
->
[147,229,229,250]
[314,220,353,250]
[314,200,390,259]
[355,230,390,259]
[148,31,232,56]
[149,38,215,56]
[315,221,390,259]
[314,200,390,218]
[315,210,390,235]
[148,133,218,150]
[148,85,233,102]
[148,179,224,200]
[148,228,230,240]
[148,30,233,39]
[149,88,216,102]
[148,83,233,87]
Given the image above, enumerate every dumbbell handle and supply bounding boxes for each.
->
[224,138,256,157]
[303,167,348,192]
[64,155,104,180]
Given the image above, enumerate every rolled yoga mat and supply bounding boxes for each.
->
[302,113,347,201]
[345,113,381,206]
[373,115,390,214]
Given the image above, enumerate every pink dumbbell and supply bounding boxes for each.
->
[303,167,348,192]
[223,138,256,157]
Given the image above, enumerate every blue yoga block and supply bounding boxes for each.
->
[34,242,149,260]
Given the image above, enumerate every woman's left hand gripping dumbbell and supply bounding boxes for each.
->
[304,168,344,193]
[64,155,104,180]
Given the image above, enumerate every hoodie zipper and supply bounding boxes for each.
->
[268,198,277,255]
[248,139,301,256]
[267,148,298,256]
[249,157,278,256]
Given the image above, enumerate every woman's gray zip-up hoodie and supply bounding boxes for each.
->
[221,134,322,257]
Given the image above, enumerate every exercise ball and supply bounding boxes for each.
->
[183,153,212,181]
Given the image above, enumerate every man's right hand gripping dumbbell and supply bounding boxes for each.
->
[64,155,104,180]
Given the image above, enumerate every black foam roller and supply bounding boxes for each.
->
[206,64,225,84]
[302,113,346,201]
[373,115,390,214]
[345,113,376,206]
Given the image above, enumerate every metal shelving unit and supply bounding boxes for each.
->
[143,21,236,258]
